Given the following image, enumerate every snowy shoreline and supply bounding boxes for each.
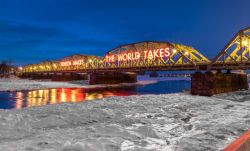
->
[0,91,249,151]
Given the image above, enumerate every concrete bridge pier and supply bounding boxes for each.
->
[89,72,137,85]
[191,70,249,96]
[51,73,88,81]
[18,73,52,79]
[18,73,31,79]
[31,73,52,80]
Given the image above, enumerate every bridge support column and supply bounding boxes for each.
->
[89,72,137,85]
[149,71,158,77]
[191,71,249,96]
[18,73,31,79]
[52,73,88,81]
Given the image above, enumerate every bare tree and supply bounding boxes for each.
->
[0,61,12,78]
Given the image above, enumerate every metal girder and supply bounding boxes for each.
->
[103,41,210,70]
[210,27,250,69]
[172,43,210,65]
[22,55,102,73]
[21,41,210,73]
[19,27,250,73]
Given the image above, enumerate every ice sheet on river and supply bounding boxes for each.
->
[0,92,249,151]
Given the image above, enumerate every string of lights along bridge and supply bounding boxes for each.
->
[21,27,250,73]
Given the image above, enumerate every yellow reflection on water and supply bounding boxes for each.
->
[61,88,66,103]
[38,90,43,98]
[43,89,49,105]
[50,89,57,104]
[71,89,77,102]
[32,91,37,98]
[37,98,42,106]
[86,92,103,100]
[14,88,133,109]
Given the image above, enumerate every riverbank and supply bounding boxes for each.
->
[0,76,190,91]
[0,91,249,151]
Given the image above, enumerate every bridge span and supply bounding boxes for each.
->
[19,27,250,96]
[22,41,210,73]
[20,27,250,73]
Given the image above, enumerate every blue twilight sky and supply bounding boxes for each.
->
[0,0,250,65]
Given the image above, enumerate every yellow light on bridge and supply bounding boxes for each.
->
[53,64,57,68]
[185,51,189,55]
[172,49,177,53]
[243,40,249,47]
[89,59,92,63]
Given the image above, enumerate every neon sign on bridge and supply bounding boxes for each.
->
[60,59,84,67]
[105,47,171,63]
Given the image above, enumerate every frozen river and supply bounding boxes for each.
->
[0,78,249,150]
[0,91,249,151]
[0,80,190,109]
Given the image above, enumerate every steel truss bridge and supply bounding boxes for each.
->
[21,27,250,74]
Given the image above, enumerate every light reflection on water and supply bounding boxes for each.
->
[10,87,137,109]
[0,80,190,109]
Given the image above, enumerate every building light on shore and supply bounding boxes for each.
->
[89,59,92,63]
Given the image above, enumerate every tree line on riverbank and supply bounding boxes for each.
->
[0,61,13,78]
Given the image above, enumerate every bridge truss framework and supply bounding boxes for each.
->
[21,27,250,74]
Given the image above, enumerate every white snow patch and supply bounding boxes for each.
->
[121,140,135,151]
[144,137,167,150]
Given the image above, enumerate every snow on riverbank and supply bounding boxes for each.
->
[0,92,249,151]
[0,76,190,91]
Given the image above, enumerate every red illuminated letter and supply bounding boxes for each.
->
[164,48,170,57]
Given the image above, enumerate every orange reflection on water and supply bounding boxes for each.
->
[15,92,23,109]
[14,87,136,109]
